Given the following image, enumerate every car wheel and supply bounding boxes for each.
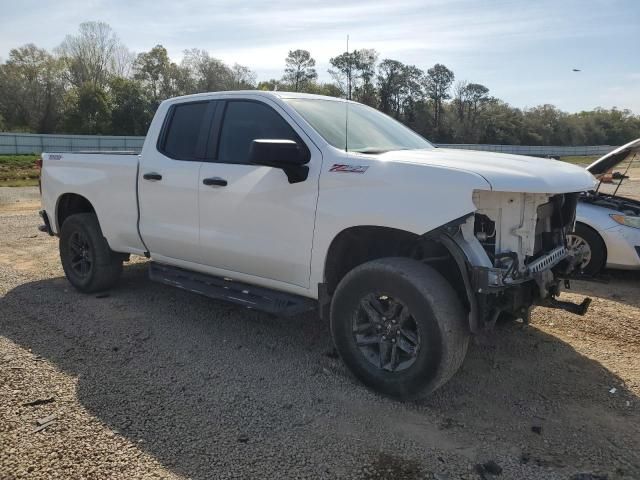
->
[59,213,123,293]
[567,223,606,276]
[330,257,469,400]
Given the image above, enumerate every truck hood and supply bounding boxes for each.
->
[586,138,640,175]
[372,148,597,194]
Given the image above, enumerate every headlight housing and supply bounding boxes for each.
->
[610,214,640,229]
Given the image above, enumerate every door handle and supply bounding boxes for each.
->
[202,177,228,187]
[143,172,162,181]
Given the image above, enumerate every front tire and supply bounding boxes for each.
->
[567,223,606,276]
[59,213,123,293]
[330,257,469,400]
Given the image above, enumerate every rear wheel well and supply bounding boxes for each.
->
[56,194,95,231]
[323,226,469,315]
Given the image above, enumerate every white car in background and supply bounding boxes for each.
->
[570,139,640,275]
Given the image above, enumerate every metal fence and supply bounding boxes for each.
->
[0,132,617,157]
[0,133,145,155]
[437,143,615,157]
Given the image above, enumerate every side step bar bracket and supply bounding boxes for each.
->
[149,262,317,317]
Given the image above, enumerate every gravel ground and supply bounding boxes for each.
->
[1,187,639,480]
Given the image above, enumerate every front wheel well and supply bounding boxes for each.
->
[322,226,470,317]
[56,193,95,231]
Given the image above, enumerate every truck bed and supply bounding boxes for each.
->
[40,151,146,255]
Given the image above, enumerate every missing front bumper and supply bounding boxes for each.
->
[470,246,569,293]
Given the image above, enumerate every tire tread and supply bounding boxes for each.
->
[330,257,469,400]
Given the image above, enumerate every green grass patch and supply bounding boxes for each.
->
[559,155,599,165]
[0,154,40,166]
[0,178,39,187]
[0,154,40,187]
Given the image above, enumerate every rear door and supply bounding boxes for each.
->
[197,98,322,288]
[138,100,216,263]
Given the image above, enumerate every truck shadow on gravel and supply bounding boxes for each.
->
[568,269,640,308]
[2,263,639,479]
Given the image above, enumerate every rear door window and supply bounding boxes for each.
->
[160,101,212,160]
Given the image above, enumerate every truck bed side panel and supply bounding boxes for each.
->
[41,152,146,254]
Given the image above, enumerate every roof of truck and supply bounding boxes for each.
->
[166,90,347,104]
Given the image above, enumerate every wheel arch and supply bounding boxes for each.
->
[320,225,471,327]
[323,226,419,295]
[55,193,96,232]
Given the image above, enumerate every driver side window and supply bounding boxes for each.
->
[216,101,300,164]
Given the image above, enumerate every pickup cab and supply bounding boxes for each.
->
[39,91,596,399]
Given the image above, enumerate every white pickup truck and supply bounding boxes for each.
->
[39,91,596,399]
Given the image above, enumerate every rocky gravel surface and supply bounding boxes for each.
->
[1,187,639,479]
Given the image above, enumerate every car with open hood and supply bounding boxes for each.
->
[569,138,640,275]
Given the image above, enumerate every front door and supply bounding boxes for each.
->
[197,99,321,288]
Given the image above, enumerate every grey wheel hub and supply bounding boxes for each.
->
[69,231,92,277]
[352,294,421,372]
[567,234,592,269]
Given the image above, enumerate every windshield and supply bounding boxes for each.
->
[284,98,434,153]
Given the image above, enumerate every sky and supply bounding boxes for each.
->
[1,0,639,113]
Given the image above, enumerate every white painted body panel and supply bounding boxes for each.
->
[40,152,146,255]
[41,90,599,300]
[308,150,491,295]
[195,94,322,288]
[379,148,597,194]
[138,99,203,264]
[576,202,640,269]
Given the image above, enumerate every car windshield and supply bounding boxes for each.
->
[284,98,434,153]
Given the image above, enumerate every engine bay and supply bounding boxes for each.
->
[580,191,640,216]
[471,191,578,274]
[444,190,590,328]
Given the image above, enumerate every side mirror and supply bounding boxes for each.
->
[248,139,310,183]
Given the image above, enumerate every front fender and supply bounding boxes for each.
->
[309,159,491,296]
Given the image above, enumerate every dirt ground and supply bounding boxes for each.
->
[0,186,639,480]
[594,164,640,202]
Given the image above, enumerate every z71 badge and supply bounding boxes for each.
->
[329,164,369,174]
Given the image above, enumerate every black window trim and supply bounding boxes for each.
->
[157,100,217,161]
[208,98,310,165]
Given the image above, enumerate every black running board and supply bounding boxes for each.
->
[149,262,317,316]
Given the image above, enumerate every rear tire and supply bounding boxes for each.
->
[567,223,606,276]
[330,257,469,400]
[59,213,123,293]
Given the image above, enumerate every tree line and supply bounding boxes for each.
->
[1,21,638,145]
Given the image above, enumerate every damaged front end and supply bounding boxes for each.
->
[438,190,591,333]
